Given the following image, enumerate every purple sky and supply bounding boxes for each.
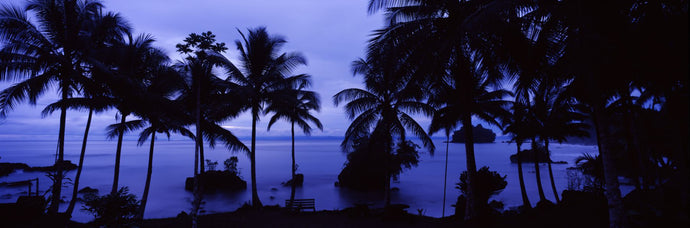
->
[0,0,403,140]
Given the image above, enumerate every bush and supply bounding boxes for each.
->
[82,187,140,227]
[224,156,239,175]
[454,166,507,217]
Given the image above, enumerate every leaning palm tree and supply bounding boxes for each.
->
[334,57,435,207]
[532,81,589,203]
[132,64,192,221]
[502,102,533,208]
[224,27,308,208]
[0,0,126,214]
[266,81,322,208]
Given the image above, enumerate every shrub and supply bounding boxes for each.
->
[224,156,239,175]
[82,187,140,227]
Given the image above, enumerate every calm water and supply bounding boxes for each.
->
[0,138,598,222]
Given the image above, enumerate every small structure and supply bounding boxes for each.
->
[285,198,316,212]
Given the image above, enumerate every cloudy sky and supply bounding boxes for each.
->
[1,0,434,140]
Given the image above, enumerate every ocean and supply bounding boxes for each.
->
[0,137,599,222]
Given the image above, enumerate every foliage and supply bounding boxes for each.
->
[82,187,140,227]
[205,160,219,171]
[456,166,507,205]
[574,153,605,192]
[224,156,240,175]
[337,136,421,190]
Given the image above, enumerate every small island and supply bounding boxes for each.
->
[451,124,496,143]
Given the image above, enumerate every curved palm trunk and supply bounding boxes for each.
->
[250,106,262,208]
[48,95,68,215]
[533,139,547,202]
[462,115,478,220]
[516,142,531,208]
[111,114,128,194]
[442,134,450,217]
[139,131,155,221]
[592,107,627,228]
[545,140,560,203]
[289,121,297,207]
[66,108,93,216]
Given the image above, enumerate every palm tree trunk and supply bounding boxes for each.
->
[516,142,531,208]
[66,108,93,216]
[289,121,296,207]
[194,81,201,176]
[139,131,155,221]
[250,106,262,208]
[442,134,450,217]
[545,140,560,203]
[199,139,205,173]
[48,94,68,215]
[111,114,127,194]
[462,115,478,220]
[533,139,546,202]
[592,107,627,228]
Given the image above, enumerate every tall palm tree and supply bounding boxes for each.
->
[502,102,533,208]
[428,117,456,217]
[129,63,192,221]
[266,81,322,208]
[532,81,589,203]
[90,33,166,194]
[0,0,125,214]
[224,27,308,208]
[427,69,512,216]
[334,58,434,206]
[367,0,525,219]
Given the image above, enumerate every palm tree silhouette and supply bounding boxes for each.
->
[532,81,589,203]
[224,27,308,208]
[133,68,193,221]
[334,57,434,206]
[266,80,323,208]
[427,69,512,216]
[0,0,128,214]
[92,33,165,195]
[367,0,523,219]
[502,102,533,208]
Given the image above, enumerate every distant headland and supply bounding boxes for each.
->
[451,124,496,143]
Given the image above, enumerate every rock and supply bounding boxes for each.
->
[78,187,98,194]
[24,160,78,172]
[510,149,551,163]
[0,162,30,177]
[451,124,496,143]
[184,170,247,192]
[281,173,304,187]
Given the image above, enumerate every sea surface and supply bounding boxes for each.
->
[0,137,599,222]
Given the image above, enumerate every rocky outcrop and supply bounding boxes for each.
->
[451,124,496,143]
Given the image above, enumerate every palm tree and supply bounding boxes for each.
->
[0,0,127,214]
[427,69,512,216]
[428,116,456,217]
[502,102,533,208]
[367,0,525,219]
[91,33,167,195]
[266,81,322,208]
[334,57,434,206]
[136,111,192,221]
[224,27,308,208]
[532,81,589,203]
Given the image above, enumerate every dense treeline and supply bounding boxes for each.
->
[334,1,687,228]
